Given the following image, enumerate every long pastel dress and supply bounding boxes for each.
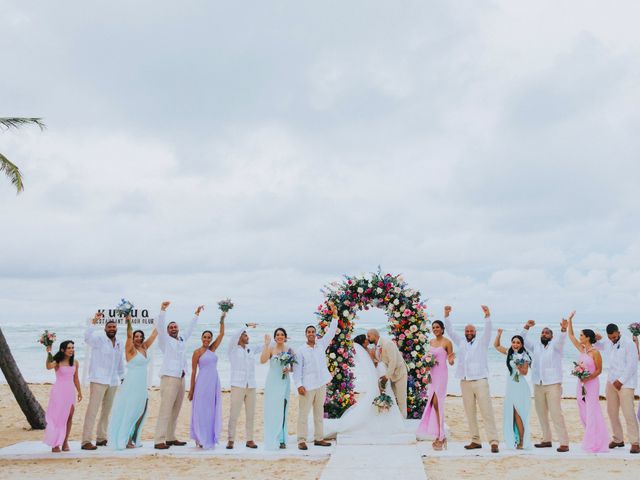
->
[263,356,291,450]
[417,346,448,440]
[503,358,532,450]
[108,351,150,449]
[44,365,76,447]
[576,352,609,453]
[190,350,222,449]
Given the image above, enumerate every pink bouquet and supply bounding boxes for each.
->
[423,351,439,384]
[38,330,56,347]
[571,361,591,401]
[628,322,640,337]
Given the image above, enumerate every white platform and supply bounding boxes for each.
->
[418,441,640,459]
[0,440,332,461]
[337,432,416,445]
[321,444,427,480]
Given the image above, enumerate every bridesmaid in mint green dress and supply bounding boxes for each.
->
[260,327,294,450]
[108,316,158,450]
[494,330,532,450]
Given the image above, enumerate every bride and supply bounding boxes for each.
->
[324,334,407,438]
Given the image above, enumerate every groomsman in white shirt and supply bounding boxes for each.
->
[81,312,125,450]
[293,302,339,450]
[226,323,262,450]
[444,305,499,453]
[597,323,640,454]
[154,301,201,449]
[521,316,571,452]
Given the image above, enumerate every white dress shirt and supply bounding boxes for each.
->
[597,335,638,389]
[293,317,339,391]
[156,310,198,378]
[84,324,125,386]
[444,315,492,381]
[521,328,566,386]
[227,327,264,389]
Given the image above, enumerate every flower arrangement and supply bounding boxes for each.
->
[422,351,438,384]
[372,392,394,413]
[115,298,135,317]
[315,267,429,418]
[628,322,640,337]
[273,349,297,379]
[512,352,532,383]
[571,361,591,401]
[38,330,56,347]
[218,298,234,312]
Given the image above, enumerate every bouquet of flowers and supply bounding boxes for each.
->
[372,392,394,413]
[628,322,640,337]
[218,298,234,312]
[273,349,297,379]
[422,351,439,384]
[38,330,56,347]
[571,361,591,401]
[512,352,532,383]
[116,298,135,317]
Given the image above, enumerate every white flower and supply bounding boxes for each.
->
[343,310,349,317]
[408,362,416,369]
[410,325,418,332]
[411,350,417,357]
[357,287,364,294]
[393,299,399,305]
[329,353,336,359]
[394,312,401,318]
[394,287,401,294]
[415,344,421,350]
[376,287,383,294]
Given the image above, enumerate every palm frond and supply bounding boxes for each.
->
[0,117,45,131]
[0,152,24,193]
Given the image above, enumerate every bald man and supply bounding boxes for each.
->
[366,329,408,418]
[444,305,499,453]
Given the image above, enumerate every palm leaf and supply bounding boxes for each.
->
[0,152,24,193]
[0,117,45,131]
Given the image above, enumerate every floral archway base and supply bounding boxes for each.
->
[315,268,430,419]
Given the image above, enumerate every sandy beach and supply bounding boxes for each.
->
[1,384,638,479]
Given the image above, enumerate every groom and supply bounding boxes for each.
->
[366,329,408,418]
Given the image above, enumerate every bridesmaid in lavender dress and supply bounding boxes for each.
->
[567,313,609,453]
[189,311,226,449]
[417,310,455,451]
[44,341,83,452]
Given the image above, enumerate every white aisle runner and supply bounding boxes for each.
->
[320,444,427,480]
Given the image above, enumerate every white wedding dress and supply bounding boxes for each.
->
[323,343,410,443]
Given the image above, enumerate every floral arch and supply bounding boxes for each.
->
[315,269,431,419]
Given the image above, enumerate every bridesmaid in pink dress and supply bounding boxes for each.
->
[567,313,609,453]
[417,309,455,450]
[44,341,83,452]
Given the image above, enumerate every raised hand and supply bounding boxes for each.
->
[444,306,452,318]
[92,311,103,325]
[481,305,491,318]
[245,323,258,328]
[195,305,205,316]
[568,310,576,322]
[264,334,271,345]
[161,301,171,311]
[560,318,568,331]
[497,328,503,336]
[46,345,52,353]
[524,319,535,330]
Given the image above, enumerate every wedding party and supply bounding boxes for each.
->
[4,1,640,479]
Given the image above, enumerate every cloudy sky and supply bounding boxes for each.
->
[2,1,640,329]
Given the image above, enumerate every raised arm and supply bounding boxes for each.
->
[443,306,462,345]
[125,316,136,361]
[480,305,493,347]
[553,318,568,353]
[210,312,226,351]
[521,320,536,351]
[227,327,246,357]
[493,328,507,355]
[260,334,272,364]
[45,345,57,370]
[182,305,203,342]
[84,312,105,347]
[566,311,581,351]
[143,328,158,350]
[156,301,171,351]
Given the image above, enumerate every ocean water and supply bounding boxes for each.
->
[0,317,609,397]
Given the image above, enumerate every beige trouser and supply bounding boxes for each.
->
[82,382,117,445]
[297,385,326,442]
[606,382,640,445]
[154,375,185,445]
[391,373,408,419]
[228,386,257,442]
[533,383,569,445]
[460,378,498,445]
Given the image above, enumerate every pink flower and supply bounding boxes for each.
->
[403,309,412,317]
[399,334,406,340]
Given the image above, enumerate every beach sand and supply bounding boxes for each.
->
[0,384,637,479]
